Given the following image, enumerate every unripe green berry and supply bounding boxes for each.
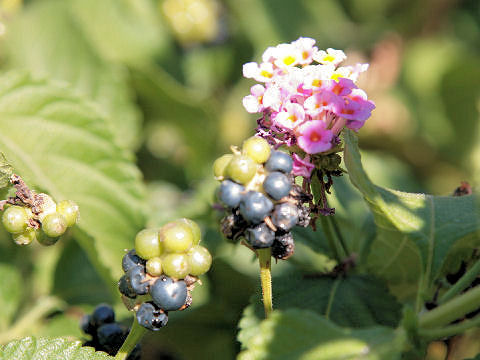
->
[2,206,29,234]
[162,253,190,279]
[213,154,233,179]
[42,212,67,237]
[36,193,57,222]
[56,200,79,227]
[13,227,36,246]
[242,136,271,164]
[160,222,193,253]
[146,257,163,277]
[187,245,212,276]
[225,155,256,185]
[135,229,162,260]
[174,218,201,245]
[36,230,59,246]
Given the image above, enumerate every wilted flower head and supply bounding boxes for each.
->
[242,37,375,177]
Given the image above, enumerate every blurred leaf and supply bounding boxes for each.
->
[0,72,146,294]
[465,355,480,360]
[37,313,83,340]
[70,0,167,66]
[238,309,403,360]
[5,0,142,149]
[0,336,113,359]
[244,273,401,333]
[53,240,113,305]
[343,130,480,301]
[0,153,13,188]
[0,263,22,331]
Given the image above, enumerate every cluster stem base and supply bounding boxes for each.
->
[257,248,273,318]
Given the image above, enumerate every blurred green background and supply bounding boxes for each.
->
[0,0,478,359]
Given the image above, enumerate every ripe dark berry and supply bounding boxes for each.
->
[127,265,150,295]
[265,150,293,173]
[97,323,127,354]
[263,172,291,200]
[150,276,188,311]
[122,249,145,273]
[136,302,168,331]
[271,202,299,231]
[91,304,115,327]
[80,314,96,336]
[245,223,275,248]
[272,232,295,259]
[218,180,245,208]
[118,275,137,299]
[239,191,273,224]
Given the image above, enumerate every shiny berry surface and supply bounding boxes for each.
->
[136,302,168,331]
[263,171,291,200]
[242,136,271,164]
[225,155,257,185]
[271,202,299,231]
[150,276,188,311]
[122,249,145,273]
[218,180,245,208]
[2,205,29,234]
[265,150,293,173]
[118,274,137,298]
[146,257,163,277]
[127,265,150,295]
[91,303,115,327]
[42,212,67,237]
[56,199,79,227]
[135,228,162,260]
[245,223,275,248]
[187,245,212,276]
[239,191,273,224]
[213,154,233,178]
[161,222,193,253]
[175,218,201,245]
[13,227,36,245]
[161,253,190,279]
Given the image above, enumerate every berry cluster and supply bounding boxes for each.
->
[0,174,79,246]
[81,303,140,359]
[118,219,212,331]
[214,136,310,259]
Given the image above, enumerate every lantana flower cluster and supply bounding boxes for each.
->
[242,37,375,178]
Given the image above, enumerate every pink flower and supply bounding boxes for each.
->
[304,91,341,117]
[243,62,275,82]
[242,84,266,113]
[336,89,375,130]
[292,153,315,178]
[274,102,305,130]
[297,120,334,154]
[325,77,356,96]
[292,37,318,65]
[313,48,346,66]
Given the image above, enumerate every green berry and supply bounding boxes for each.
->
[36,230,59,246]
[146,257,163,277]
[187,245,212,276]
[225,155,257,185]
[162,253,190,279]
[135,229,162,260]
[2,206,29,234]
[175,218,201,245]
[242,136,271,164]
[56,200,79,227]
[36,193,57,222]
[13,227,36,246]
[213,154,233,179]
[42,212,67,237]
[160,222,194,253]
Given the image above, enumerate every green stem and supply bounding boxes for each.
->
[418,286,480,329]
[257,248,273,318]
[438,259,480,304]
[328,215,350,257]
[418,315,480,340]
[319,216,342,262]
[115,316,147,360]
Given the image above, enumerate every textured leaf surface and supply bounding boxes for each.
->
[238,309,403,360]
[240,272,401,344]
[0,263,22,331]
[5,0,141,149]
[0,337,113,360]
[0,72,146,290]
[343,130,480,299]
[0,154,13,188]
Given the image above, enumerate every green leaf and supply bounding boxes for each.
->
[0,71,146,292]
[0,263,22,331]
[238,309,404,360]
[0,153,13,189]
[464,355,480,360]
[243,273,401,332]
[343,130,480,300]
[0,336,113,359]
[5,0,142,149]
[70,0,167,66]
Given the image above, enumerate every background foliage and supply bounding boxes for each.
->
[0,0,478,359]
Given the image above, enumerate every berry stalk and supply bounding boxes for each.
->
[257,247,273,317]
[114,317,147,360]
[438,259,480,305]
